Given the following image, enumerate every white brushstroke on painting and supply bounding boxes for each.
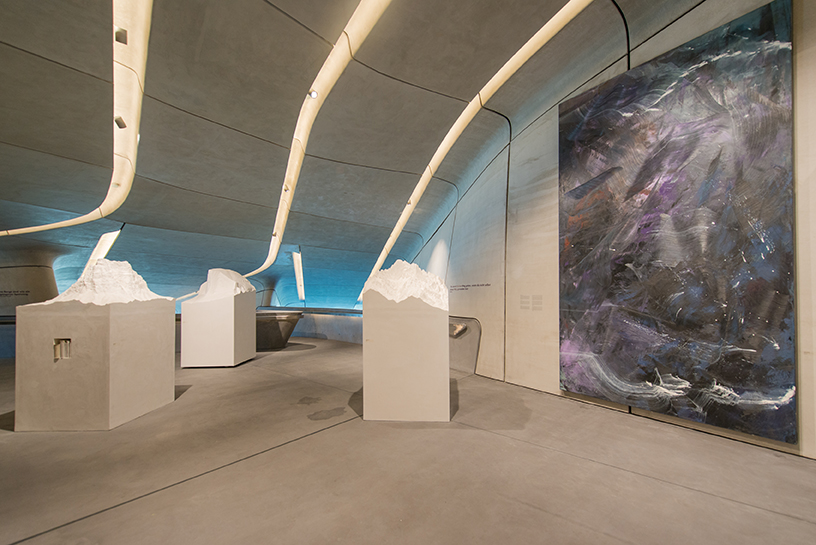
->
[697,382,796,410]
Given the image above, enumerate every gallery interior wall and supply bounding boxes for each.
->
[3,0,812,457]
[414,0,816,458]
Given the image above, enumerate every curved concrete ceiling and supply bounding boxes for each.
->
[0,0,742,309]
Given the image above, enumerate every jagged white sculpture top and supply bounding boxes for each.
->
[190,268,255,303]
[44,259,170,306]
[363,260,448,311]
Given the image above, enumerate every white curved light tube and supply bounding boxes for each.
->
[0,0,153,237]
[362,0,596,292]
[244,0,393,278]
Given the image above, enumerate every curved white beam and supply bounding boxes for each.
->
[244,0,393,278]
[0,0,153,237]
[363,0,596,287]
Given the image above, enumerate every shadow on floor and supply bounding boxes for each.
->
[348,388,363,417]
[0,410,14,431]
[450,378,459,418]
[258,342,317,354]
[175,385,192,400]
[347,379,460,419]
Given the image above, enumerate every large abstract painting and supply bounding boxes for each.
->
[558,0,795,443]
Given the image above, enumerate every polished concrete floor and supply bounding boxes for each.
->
[1,338,815,544]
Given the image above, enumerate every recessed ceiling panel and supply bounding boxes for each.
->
[144,0,331,145]
[283,211,422,259]
[0,144,111,214]
[270,0,360,44]
[307,61,464,174]
[136,97,288,206]
[294,155,422,227]
[0,0,112,81]
[0,44,112,168]
[355,0,569,100]
[109,176,274,240]
[107,224,267,263]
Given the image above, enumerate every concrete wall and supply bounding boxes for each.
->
[792,0,816,458]
[415,148,509,380]
[0,266,58,315]
[292,313,363,345]
[426,0,816,457]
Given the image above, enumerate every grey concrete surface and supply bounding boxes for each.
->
[15,299,175,431]
[363,291,449,422]
[1,338,814,544]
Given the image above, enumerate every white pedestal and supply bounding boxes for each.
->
[363,291,450,422]
[181,290,255,367]
[15,299,175,431]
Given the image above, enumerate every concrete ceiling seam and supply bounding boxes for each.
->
[0,141,108,172]
[510,0,710,143]
[351,57,471,104]
[143,95,289,151]
[626,0,707,52]
[137,173,276,210]
[0,0,154,238]
[365,0,596,288]
[482,106,513,140]
[262,1,338,48]
[245,0,393,278]
[609,0,632,69]
[0,41,111,85]
[410,141,512,265]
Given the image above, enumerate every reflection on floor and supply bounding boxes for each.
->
[1,339,815,544]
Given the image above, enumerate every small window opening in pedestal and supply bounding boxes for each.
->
[114,27,128,44]
[54,339,71,360]
[114,116,127,129]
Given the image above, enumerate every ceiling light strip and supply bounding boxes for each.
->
[82,227,124,275]
[0,0,154,237]
[244,0,393,277]
[293,251,306,301]
[363,0,595,283]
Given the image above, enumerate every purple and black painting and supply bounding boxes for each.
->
[558,0,795,443]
